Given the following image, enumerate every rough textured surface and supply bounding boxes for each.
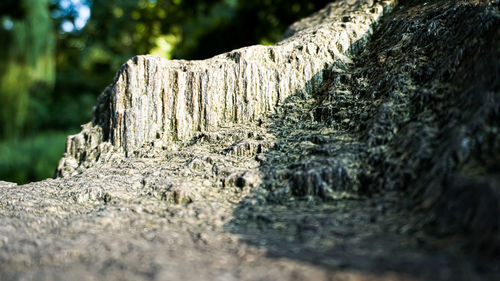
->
[56,0,395,177]
[1,0,500,280]
[0,181,16,188]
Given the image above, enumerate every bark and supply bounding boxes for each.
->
[1,1,500,280]
[56,0,397,177]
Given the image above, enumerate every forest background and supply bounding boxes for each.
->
[0,0,330,184]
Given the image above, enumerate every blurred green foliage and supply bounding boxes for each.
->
[0,0,331,184]
[0,0,55,139]
[0,131,72,183]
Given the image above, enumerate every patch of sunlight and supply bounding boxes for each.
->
[259,38,275,46]
[150,34,181,59]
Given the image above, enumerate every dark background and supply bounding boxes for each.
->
[0,0,331,184]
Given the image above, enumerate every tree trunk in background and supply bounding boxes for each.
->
[0,0,54,139]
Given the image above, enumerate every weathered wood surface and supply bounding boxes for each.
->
[56,0,395,177]
[1,0,500,280]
